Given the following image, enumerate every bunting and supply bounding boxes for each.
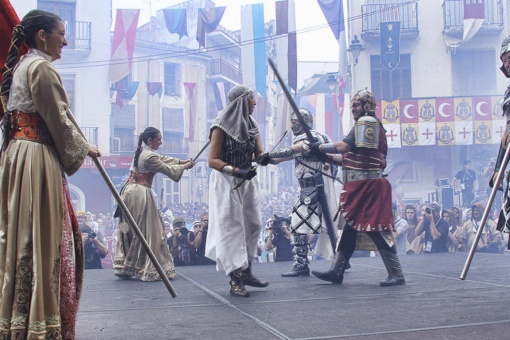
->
[110,9,140,83]
[317,0,345,40]
[275,0,297,92]
[241,3,266,97]
[146,82,162,97]
[196,7,226,48]
[184,82,197,143]
[163,8,188,40]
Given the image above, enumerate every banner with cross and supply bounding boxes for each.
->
[374,95,505,148]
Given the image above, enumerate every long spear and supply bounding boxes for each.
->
[460,144,510,280]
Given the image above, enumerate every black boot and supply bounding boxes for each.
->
[230,268,249,297]
[312,250,347,284]
[282,234,310,277]
[379,250,406,286]
[241,262,269,287]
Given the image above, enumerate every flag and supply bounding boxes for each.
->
[275,94,290,141]
[213,81,227,112]
[196,7,226,48]
[463,0,484,42]
[110,9,140,83]
[184,82,197,143]
[275,0,297,92]
[241,4,266,97]
[163,8,188,40]
[317,0,345,40]
[146,82,162,97]
[380,21,400,72]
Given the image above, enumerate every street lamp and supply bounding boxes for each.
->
[326,73,337,91]
[347,35,365,66]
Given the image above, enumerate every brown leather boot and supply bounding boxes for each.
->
[230,268,249,297]
[241,262,269,287]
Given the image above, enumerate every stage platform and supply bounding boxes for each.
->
[76,251,510,339]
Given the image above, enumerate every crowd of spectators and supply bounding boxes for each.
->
[80,183,509,270]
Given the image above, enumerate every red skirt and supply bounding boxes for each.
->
[339,177,394,232]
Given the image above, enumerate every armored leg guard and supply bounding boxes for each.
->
[379,250,406,286]
[281,234,310,277]
[241,262,269,287]
[312,250,347,284]
[230,268,249,297]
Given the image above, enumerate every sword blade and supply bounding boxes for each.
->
[192,141,211,162]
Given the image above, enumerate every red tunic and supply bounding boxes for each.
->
[340,123,394,232]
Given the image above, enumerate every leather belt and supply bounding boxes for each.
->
[343,169,383,183]
[9,110,54,146]
[128,171,155,188]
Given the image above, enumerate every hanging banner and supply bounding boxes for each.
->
[380,21,400,72]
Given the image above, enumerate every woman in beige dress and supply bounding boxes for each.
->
[0,10,100,339]
[113,127,194,281]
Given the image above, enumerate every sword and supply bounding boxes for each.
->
[460,143,510,280]
[192,141,210,162]
[268,57,338,252]
[232,130,288,191]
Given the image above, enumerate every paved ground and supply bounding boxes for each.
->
[76,251,510,339]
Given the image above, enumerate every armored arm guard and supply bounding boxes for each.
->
[354,115,380,149]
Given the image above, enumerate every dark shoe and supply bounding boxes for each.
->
[241,272,269,287]
[281,266,310,277]
[345,261,351,270]
[114,270,133,280]
[380,276,406,286]
[311,269,344,284]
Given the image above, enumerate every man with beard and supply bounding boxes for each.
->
[295,89,405,286]
[259,108,341,277]
[459,202,502,253]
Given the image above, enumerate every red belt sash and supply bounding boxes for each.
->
[128,171,155,188]
[10,110,54,146]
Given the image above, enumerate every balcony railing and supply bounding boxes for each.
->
[361,2,419,38]
[82,127,98,146]
[110,137,136,154]
[443,0,503,32]
[208,59,242,84]
[66,21,91,50]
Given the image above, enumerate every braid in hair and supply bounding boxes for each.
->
[133,127,161,168]
[1,10,62,153]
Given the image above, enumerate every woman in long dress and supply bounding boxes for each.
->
[0,10,100,339]
[113,127,194,281]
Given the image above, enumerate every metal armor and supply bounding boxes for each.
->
[354,115,379,149]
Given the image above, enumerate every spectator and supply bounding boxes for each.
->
[415,203,449,253]
[193,213,215,265]
[393,203,408,256]
[78,211,108,269]
[452,160,478,208]
[265,216,294,262]
[168,217,196,266]
[459,202,502,253]
[405,204,424,254]
[446,209,463,252]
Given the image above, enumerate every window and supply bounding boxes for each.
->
[38,1,76,49]
[370,54,412,101]
[164,63,181,96]
[161,108,184,153]
[60,74,75,112]
[451,50,496,96]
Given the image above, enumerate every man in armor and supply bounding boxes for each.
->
[259,108,341,277]
[490,36,510,235]
[306,88,405,286]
